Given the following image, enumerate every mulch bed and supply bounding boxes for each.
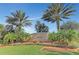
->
[42,46,79,52]
[0,40,78,53]
[0,45,9,48]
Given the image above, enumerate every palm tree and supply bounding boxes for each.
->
[35,21,49,33]
[6,10,31,32]
[4,25,14,32]
[42,3,75,31]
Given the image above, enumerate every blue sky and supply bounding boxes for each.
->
[0,3,79,33]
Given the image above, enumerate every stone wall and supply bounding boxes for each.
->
[31,33,48,41]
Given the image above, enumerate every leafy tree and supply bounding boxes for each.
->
[42,3,75,31]
[35,21,49,33]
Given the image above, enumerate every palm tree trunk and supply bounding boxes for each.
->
[56,20,60,32]
[15,26,21,33]
[17,26,21,32]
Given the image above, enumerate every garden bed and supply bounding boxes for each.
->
[42,46,79,52]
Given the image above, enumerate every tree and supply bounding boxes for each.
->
[6,10,31,33]
[35,21,49,33]
[42,3,75,31]
[4,25,15,33]
[60,21,79,31]
[1,25,15,40]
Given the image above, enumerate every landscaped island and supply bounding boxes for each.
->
[0,3,79,55]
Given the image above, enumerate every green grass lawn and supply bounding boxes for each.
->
[0,44,79,55]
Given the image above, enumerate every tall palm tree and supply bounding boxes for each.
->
[42,3,75,31]
[6,10,31,32]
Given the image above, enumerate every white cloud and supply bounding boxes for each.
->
[24,27,36,34]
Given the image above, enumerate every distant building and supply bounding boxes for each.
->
[31,32,48,41]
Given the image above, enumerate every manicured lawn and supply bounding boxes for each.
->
[0,44,79,55]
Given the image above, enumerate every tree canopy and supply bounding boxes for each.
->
[35,21,49,33]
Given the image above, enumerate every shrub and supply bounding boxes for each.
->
[48,30,79,48]
[3,33,18,44]
[68,39,79,48]
[3,31,31,44]
[16,31,31,42]
[0,39,3,44]
[49,31,67,41]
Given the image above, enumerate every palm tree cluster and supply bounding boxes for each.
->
[0,3,76,45]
